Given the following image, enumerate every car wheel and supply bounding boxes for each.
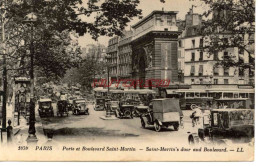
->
[154,121,161,132]
[124,109,131,118]
[174,125,179,131]
[188,136,195,145]
[216,140,226,146]
[188,135,199,145]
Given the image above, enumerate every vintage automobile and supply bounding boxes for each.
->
[57,100,69,117]
[94,98,105,111]
[116,104,134,119]
[188,108,254,145]
[67,96,77,111]
[140,98,184,132]
[72,99,89,115]
[38,98,54,118]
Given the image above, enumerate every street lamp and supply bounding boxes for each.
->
[106,55,111,95]
[24,11,38,144]
[104,54,114,118]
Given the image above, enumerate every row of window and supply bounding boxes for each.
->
[155,15,176,26]
[119,65,131,76]
[118,45,131,54]
[189,65,246,77]
[108,37,118,46]
[119,54,131,64]
[191,78,229,85]
[179,38,203,48]
[110,66,117,75]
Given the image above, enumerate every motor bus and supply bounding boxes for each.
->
[158,87,254,110]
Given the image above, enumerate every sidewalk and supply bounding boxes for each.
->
[12,115,47,146]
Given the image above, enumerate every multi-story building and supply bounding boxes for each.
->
[176,19,186,83]
[82,44,106,62]
[118,30,133,79]
[179,9,253,85]
[107,36,119,80]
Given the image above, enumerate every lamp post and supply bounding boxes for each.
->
[106,55,111,118]
[106,55,111,95]
[24,11,38,144]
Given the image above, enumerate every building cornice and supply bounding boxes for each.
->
[132,10,178,29]
[131,31,181,44]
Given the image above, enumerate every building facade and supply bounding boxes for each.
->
[82,44,107,62]
[118,30,133,79]
[107,36,119,80]
[178,9,253,85]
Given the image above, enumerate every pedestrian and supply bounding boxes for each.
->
[7,120,13,144]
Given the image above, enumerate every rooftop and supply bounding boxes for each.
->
[132,10,178,29]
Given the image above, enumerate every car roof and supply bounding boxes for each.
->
[39,99,52,102]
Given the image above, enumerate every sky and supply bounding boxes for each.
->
[77,0,209,47]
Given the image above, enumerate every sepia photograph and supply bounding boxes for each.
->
[0,0,255,161]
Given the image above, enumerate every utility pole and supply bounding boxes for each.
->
[1,0,7,130]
